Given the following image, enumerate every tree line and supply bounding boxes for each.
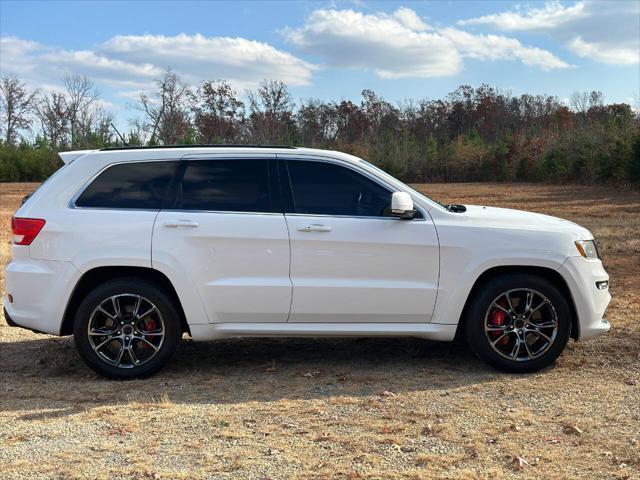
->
[1,70,639,185]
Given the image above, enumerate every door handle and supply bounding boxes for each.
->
[298,224,332,232]
[163,219,199,228]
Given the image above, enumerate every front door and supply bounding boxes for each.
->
[153,155,291,323]
[282,158,439,323]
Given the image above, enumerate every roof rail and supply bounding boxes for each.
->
[100,144,297,151]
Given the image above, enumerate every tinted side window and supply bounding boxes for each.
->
[286,160,392,217]
[75,161,178,209]
[176,159,272,212]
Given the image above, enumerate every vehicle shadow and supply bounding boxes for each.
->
[0,333,507,419]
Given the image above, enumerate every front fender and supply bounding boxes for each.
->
[431,246,568,325]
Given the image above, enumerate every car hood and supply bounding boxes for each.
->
[460,205,593,238]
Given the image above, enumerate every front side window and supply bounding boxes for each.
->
[286,160,393,217]
[75,161,178,209]
[175,159,273,212]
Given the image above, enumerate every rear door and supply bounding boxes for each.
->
[152,154,292,323]
[281,156,440,323]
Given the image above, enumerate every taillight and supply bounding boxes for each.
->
[11,217,46,245]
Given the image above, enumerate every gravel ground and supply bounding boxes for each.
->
[1,182,639,479]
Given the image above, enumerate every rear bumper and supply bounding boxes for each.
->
[3,307,19,327]
[558,256,611,340]
[4,256,80,336]
[2,307,49,334]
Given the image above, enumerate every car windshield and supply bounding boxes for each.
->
[357,159,449,211]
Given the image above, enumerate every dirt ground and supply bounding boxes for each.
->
[1,182,638,480]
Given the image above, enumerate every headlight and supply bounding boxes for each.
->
[575,240,598,259]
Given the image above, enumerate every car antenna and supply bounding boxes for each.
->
[110,123,129,146]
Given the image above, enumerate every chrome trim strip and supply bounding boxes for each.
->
[161,209,283,216]
[69,206,164,213]
[284,213,423,222]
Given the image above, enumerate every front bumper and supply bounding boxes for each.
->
[558,256,611,340]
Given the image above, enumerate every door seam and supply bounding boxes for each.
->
[283,214,294,322]
[150,209,162,268]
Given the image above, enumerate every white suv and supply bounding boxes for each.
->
[4,146,611,378]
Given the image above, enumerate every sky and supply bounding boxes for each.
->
[1,0,639,128]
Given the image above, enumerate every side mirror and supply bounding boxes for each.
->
[391,191,416,219]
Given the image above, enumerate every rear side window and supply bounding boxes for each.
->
[175,159,273,212]
[286,160,392,217]
[75,161,178,209]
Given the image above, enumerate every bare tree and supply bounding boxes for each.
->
[247,80,294,143]
[192,80,244,143]
[64,74,99,146]
[36,92,70,148]
[633,91,640,121]
[297,99,337,146]
[0,75,39,145]
[361,89,397,141]
[570,91,590,114]
[135,69,192,144]
[75,104,115,147]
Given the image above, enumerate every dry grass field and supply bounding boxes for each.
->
[1,182,639,480]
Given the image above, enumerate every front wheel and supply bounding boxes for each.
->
[465,273,572,373]
[73,278,182,379]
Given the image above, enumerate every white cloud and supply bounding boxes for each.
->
[393,7,431,32]
[96,98,118,111]
[0,36,43,77]
[458,1,587,30]
[285,8,462,78]
[0,33,317,97]
[0,36,160,91]
[100,34,316,88]
[440,28,571,70]
[0,36,40,58]
[568,36,639,65]
[40,50,162,88]
[114,89,146,100]
[458,1,639,65]
[285,8,569,78]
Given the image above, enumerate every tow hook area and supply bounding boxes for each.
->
[3,307,19,327]
[3,307,47,335]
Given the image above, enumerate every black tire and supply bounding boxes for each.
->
[464,273,571,373]
[73,278,182,379]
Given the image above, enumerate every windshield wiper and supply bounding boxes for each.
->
[434,198,467,213]
[444,204,467,213]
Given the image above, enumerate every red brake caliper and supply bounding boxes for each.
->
[490,300,509,346]
[140,319,156,350]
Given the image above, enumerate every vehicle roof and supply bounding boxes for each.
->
[58,145,363,165]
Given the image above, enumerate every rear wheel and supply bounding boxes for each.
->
[73,278,182,379]
[465,273,571,373]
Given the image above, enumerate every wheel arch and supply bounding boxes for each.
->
[455,265,579,341]
[60,266,190,336]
